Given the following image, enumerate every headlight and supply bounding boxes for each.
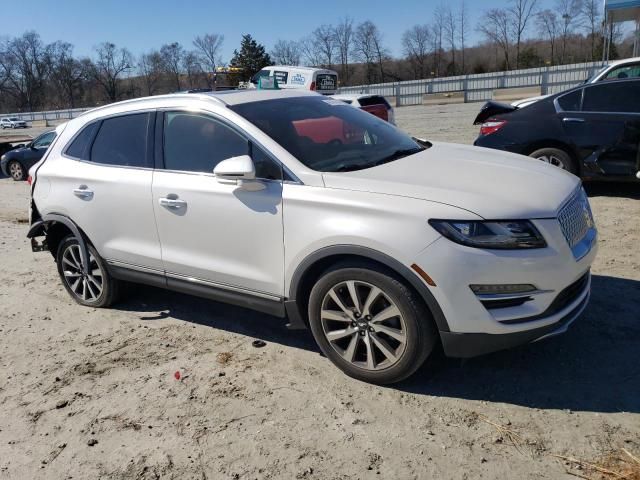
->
[429,220,546,249]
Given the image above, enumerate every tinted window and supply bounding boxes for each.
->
[582,82,640,113]
[316,74,337,91]
[65,122,99,160]
[163,112,248,173]
[557,89,582,111]
[33,131,56,148]
[90,113,150,167]
[251,144,282,180]
[230,97,423,172]
[274,71,289,85]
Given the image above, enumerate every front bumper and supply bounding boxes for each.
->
[412,216,596,357]
[440,278,590,357]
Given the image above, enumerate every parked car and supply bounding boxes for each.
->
[513,56,640,108]
[249,66,339,95]
[27,90,596,384]
[331,94,396,124]
[0,117,28,129]
[1,130,57,181]
[473,78,640,181]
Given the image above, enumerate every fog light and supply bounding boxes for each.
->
[470,284,537,295]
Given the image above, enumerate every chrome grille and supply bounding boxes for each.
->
[558,187,594,248]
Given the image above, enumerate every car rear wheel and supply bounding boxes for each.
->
[530,148,576,175]
[8,161,25,181]
[56,235,120,307]
[308,265,437,384]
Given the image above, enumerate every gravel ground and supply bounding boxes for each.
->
[0,103,638,480]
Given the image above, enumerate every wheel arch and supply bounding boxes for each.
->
[27,214,90,273]
[523,140,582,175]
[285,245,449,333]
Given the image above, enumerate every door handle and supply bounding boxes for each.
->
[563,117,585,123]
[159,197,187,208]
[73,186,93,199]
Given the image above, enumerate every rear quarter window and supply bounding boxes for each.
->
[65,122,99,160]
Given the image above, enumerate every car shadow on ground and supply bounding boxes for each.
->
[114,274,639,414]
[584,181,640,199]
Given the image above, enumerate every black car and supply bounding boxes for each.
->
[1,130,56,181]
[473,78,640,181]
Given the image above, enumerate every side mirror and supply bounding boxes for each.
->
[213,155,265,191]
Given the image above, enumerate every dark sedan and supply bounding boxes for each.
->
[1,130,56,181]
[473,78,640,181]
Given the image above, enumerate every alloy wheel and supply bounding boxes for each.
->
[537,154,567,170]
[9,162,24,180]
[61,244,103,302]
[320,280,407,371]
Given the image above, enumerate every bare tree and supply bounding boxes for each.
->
[581,0,601,61]
[478,9,512,69]
[49,42,86,108]
[458,0,469,74]
[402,24,433,79]
[160,42,184,91]
[270,39,301,66]
[193,33,224,87]
[556,0,583,63]
[2,32,51,110]
[537,10,560,64]
[334,17,354,83]
[183,51,203,88]
[138,50,163,96]
[354,21,387,83]
[443,5,458,74]
[299,36,322,67]
[90,42,132,102]
[432,5,446,75]
[312,25,336,68]
[509,0,539,68]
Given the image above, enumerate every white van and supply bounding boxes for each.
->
[250,66,339,95]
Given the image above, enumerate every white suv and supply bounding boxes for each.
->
[27,90,597,384]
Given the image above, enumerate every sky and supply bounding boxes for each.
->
[5,0,566,62]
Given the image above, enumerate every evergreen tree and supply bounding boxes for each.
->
[230,34,272,81]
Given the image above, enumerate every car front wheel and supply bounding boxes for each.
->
[56,235,120,307]
[308,265,437,384]
[530,148,577,175]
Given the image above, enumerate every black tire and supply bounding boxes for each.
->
[56,235,120,307]
[308,264,438,384]
[7,161,25,181]
[529,147,577,175]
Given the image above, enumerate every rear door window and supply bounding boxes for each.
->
[582,82,640,113]
[316,74,337,92]
[90,113,152,167]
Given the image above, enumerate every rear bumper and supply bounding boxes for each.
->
[440,287,589,358]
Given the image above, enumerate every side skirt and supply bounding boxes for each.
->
[107,263,287,319]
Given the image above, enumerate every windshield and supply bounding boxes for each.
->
[230,96,425,172]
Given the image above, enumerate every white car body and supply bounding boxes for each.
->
[28,90,597,383]
[0,117,28,129]
[512,56,640,108]
[249,66,338,95]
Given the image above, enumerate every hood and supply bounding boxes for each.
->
[322,142,580,219]
[511,94,551,108]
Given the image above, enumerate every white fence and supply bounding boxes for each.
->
[2,61,609,119]
[338,61,606,105]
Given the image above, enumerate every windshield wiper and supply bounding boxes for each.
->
[373,147,425,167]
